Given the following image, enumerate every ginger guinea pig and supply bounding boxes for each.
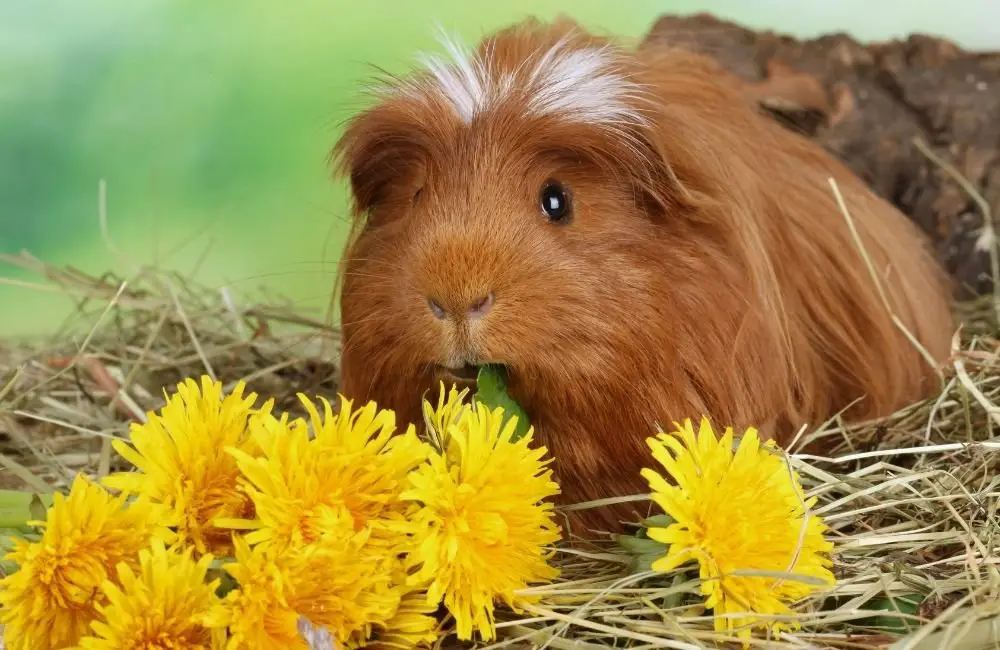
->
[330,17,955,534]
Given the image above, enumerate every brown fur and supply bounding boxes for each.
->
[330,18,955,536]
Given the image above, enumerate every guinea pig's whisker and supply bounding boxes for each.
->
[338,312,400,330]
[340,271,401,283]
[341,257,408,272]
[225,270,340,285]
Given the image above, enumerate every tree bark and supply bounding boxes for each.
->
[642,13,1000,299]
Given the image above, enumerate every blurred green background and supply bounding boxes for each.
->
[2,0,997,336]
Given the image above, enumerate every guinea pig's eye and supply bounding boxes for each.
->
[539,181,571,224]
[412,187,423,205]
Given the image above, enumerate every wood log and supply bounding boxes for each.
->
[642,13,1000,299]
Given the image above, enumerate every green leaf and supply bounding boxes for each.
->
[473,364,532,442]
[0,489,53,531]
[865,593,925,633]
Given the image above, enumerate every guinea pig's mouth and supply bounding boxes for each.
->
[433,363,482,388]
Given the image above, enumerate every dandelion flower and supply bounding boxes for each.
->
[75,539,223,650]
[201,537,301,649]
[220,394,430,555]
[641,417,835,644]
[403,399,562,642]
[0,474,172,650]
[421,382,471,444]
[103,375,273,557]
[362,582,440,650]
[355,561,439,650]
[205,535,398,649]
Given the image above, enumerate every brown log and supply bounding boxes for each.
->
[642,13,1000,299]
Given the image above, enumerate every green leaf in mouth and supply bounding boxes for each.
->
[473,364,533,442]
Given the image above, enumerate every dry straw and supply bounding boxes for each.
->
[1,158,999,648]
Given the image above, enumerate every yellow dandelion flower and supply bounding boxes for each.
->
[350,557,439,650]
[205,535,398,649]
[103,375,273,557]
[361,581,440,650]
[220,394,430,554]
[75,539,224,650]
[641,417,836,645]
[403,399,562,642]
[421,382,471,443]
[0,474,173,650]
[201,537,300,649]
[287,543,401,646]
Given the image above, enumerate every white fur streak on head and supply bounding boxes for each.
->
[402,24,648,127]
[413,25,489,123]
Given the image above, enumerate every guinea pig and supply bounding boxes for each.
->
[329,17,955,535]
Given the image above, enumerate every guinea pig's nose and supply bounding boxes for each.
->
[426,293,495,320]
[427,298,448,320]
[467,292,494,319]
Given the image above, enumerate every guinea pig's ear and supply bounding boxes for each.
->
[615,118,700,222]
[330,100,429,223]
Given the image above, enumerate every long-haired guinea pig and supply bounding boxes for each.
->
[330,17,955,534]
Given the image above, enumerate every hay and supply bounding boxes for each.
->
[0,250,341,491]
[2,250,1000,650]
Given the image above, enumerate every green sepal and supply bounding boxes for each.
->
[638,513,675,530]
